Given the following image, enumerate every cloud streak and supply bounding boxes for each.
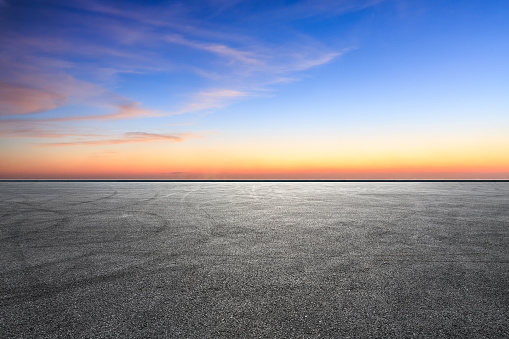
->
[0,56,161,121]
[38,131,206,147]
[176,89,251,114]
[40,101,161,122]
[0,82,67,116]
[291,52,344,72]
[165,34,262,65]
[266,0,385,20]
[0,119,99,139]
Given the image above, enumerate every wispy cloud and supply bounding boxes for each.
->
[0,128,82,139]
[0,0,376,151]
[0,82,67,116]
[290,52,343,71]
[0,55,161,121]
[0,119,98,139]
[267,0,385,20]
[39,131,206,147]
[70,0,347,78]
[41,101,161,122]
[0,57,104,117]
[176,89,251,114]
[165,34,262,65]
[75,0,249,43]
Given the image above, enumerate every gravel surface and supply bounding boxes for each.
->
[1,182,508,338]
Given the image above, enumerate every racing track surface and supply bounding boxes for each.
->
[1,182,509,338]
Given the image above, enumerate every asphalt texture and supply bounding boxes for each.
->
[1,182,508,338]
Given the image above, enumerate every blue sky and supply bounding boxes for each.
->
[0,0,508,178]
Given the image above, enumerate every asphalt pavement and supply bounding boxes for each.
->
[1,182,508,338]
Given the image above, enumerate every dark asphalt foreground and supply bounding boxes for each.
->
[1,182,508,338]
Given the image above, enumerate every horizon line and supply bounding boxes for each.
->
[1,179,508,183]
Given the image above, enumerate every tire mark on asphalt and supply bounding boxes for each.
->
[0,247,170,278]
[0,267,133,306]
[174,184,227,244]
[0,251,96,277]
[56,190,162,218]
[68,190,118,206]
[40,210,166,246]
[0,209,70,242]
[0,250,187,306]
[3,250,503,281]
[1,190,169,250]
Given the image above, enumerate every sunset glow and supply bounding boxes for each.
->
[1,0,508,179]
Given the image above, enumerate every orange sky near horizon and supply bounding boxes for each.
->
[2,136,508,179]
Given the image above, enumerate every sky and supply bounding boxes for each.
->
[1,0,508,179]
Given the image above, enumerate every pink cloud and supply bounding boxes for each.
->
[0,82,67,116]
[0,57,160,121]
[0,120,98,139]
[38,131,206,147]
[38,101,161,122]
